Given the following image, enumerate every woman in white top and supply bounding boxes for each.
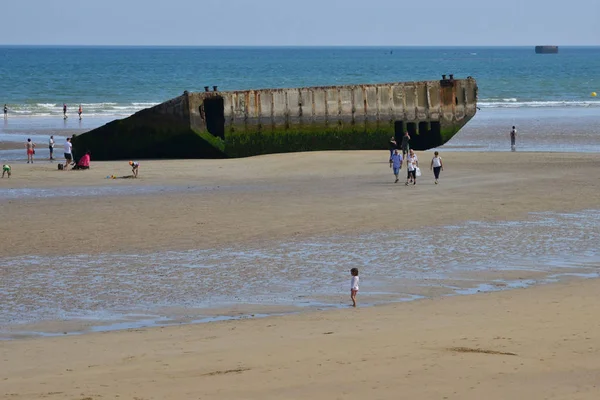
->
[350,268,359,307]
[430,151,444,184]
[405,149,418,185]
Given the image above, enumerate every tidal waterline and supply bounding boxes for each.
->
[1,209,598,338]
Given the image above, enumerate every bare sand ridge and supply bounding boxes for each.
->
[1,151,600,399]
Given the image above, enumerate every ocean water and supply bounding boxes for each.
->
[1,46,599,117]
[1,46,599,160]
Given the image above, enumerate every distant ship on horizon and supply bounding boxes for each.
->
[535,46,559,54]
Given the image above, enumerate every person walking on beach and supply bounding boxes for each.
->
[401,131,411,158]
[430,151,444,184]
[350,268,359,308]
[63,137,73,170]
[2,164,11,178]
[25,138,36,163]
[3,104,7,118]
[49,135,55,160]
[405,149,418,185]
[388,136,397,167]
[510,126,517,151]
[390,149,403,183]
[63,103,68,120]
[78,105,82,120]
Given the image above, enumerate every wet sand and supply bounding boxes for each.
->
[3,279,600,399]
[2,151,600,258]
[1,150,600,398]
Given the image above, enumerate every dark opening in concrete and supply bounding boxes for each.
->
[394,121,404,143]
[409,121,443,150]
[406,122,417,137]
[203,97,225,139]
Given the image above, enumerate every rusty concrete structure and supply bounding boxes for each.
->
[73,76,478,159]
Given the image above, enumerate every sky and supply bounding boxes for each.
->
[0,0,598,46]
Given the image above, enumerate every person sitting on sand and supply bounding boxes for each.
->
[350,268,359,308]
[73,152,90,170]
[2,164,11,178]
[129,161,139,178]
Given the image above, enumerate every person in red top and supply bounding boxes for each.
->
[73,152,90,170]
[78,105,82,120]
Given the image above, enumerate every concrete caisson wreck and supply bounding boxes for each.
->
[73,76,478,159]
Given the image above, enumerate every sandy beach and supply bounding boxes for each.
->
[2,151,600,257]
[1,150,600,399]
[3,279,600,399]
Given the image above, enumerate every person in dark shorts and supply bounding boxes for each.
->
[401,131,411,158]
[49,135,55,160]
[3,104,7,117]
[405,149,418,185]
[430,151,444,184]
[63,137,73,170]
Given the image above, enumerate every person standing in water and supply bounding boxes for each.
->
[63,103,68,119]
[25,138,36,163]
[510,126,517,151]
[3,104,7,118]
[430,151,444,184]
[78,105,82,120]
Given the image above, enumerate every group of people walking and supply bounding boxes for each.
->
[388,132,444,185]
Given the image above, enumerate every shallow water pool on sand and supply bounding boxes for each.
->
[1,210,599,338]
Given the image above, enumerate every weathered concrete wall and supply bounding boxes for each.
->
[75,77,477,160]
[189,78,477,134]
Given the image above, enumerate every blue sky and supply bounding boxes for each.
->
[1,0,598,46]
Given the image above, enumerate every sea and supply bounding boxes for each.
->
[1,46,600,160]
[1,46,600,338]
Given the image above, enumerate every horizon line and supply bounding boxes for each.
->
[1,44,599,48]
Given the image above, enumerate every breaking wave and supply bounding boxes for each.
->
[479,99,600,108]
[4,102,160,118]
